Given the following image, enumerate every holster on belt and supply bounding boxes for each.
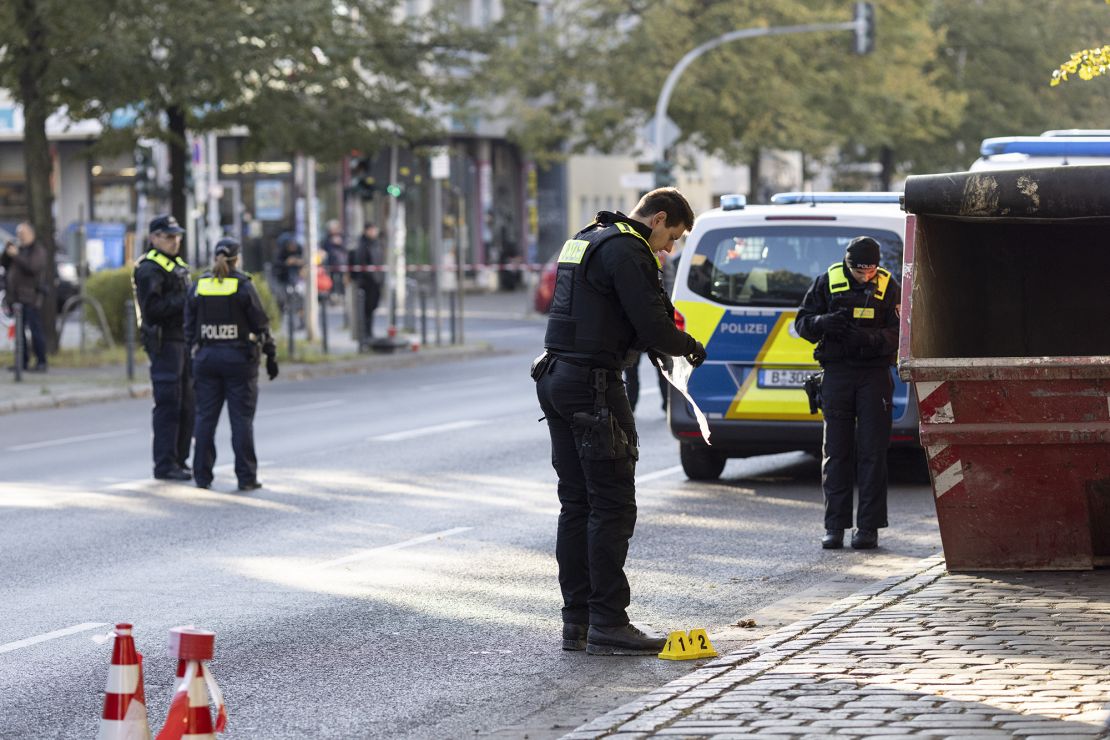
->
[140,324,162,355]
[572,368,637,461]
[803,371,825,415]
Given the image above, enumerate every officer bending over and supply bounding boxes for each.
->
[184,238,278,491]
[794,236,901,550]
[534,187,706,656]
[133,215,194,481]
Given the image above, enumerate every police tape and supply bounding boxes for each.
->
[331,263,548,273]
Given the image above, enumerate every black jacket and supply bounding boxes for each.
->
[795,261,900,367]
[133,247,190,342]
[544,211,696,370]
[184,269,272,354]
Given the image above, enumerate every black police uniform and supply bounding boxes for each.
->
[794,259,901,536]
[134,245,194,478]
[535,211,701,634]
[184,268,275,490]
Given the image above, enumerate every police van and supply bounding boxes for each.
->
[668,192,920,480]
[970,133,1110,171]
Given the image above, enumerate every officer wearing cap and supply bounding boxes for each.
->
[795,236,901,551]
[184,238,278,491]
[533,187,706,656]
[133,215,194,481]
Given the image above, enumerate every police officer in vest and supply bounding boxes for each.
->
[795,236,901,551]
[534,187,707,655]
[133,214,194,481]
[184,238,278,491]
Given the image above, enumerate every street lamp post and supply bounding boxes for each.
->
[652,6,874,187]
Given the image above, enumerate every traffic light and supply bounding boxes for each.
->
[347,153,377,200]
[385,183,403,198]
[653,160,675,188]
[134,146,155,195]
[854,2,875,55]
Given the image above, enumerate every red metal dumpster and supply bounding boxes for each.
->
[899,166,1110,571]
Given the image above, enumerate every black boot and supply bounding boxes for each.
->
[586,624,666,656]
[851,528,879,549]
[822,529,844,549]
[562,623,587,651]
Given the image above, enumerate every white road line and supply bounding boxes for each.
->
[0,622,108,654]
[257,399,345,417]
[418,377,497,392]
[311,527,472,570]
[470,327,537,339]
[637,465,684,484]
[6,430,138,452]
[369,420,489,442]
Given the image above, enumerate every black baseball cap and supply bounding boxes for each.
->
[149,214,185,235]
[845,236,881,269]
[214,238,240,258]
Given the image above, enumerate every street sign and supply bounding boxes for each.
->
[641,115,680,151]
[431,149,450,180]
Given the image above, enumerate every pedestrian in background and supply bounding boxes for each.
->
[320,220,346,301]
[133,215,194,481]
[348,222,383,346]
[185,238,278,491]
[1,222,48,373]
[533,187,706,656]
[794,236,901,551]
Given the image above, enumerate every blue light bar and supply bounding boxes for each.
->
[720,193,747,211]
[1041,129,1110,137]
[770,192,902,205]
[980,136,1110,157]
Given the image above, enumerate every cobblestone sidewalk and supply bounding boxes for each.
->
[567,555,1110,739]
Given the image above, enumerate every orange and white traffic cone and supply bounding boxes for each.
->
[97,622,152,740]
[156,627,227,740]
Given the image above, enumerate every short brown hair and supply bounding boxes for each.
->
[632,187,695,230]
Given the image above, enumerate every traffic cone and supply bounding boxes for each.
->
[156,627,227,740]
[97,622,152,740]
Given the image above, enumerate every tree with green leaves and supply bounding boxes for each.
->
[1051,0,1110,86]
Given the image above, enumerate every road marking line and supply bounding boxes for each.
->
[369,420,489,442]
[6,430,138,452]
[258,399,345,417]
[0,622,108,654]
[418,377,497,391]
[637,465,684,484]
[470,327,536,339]
[311,527,472,570]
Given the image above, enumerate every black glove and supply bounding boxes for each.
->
[845,326,884,349]
[685,339,707,368]
[265,354,279,380]
[648,349,673,373]
[816,311,850,336]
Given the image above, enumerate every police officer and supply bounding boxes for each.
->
[794,236,901,550]
[534,187,706,655]
[184,238,278,491]
[133,215,194,481]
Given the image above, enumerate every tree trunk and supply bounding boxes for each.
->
[879,146,895,192]
[748,146,763,204]
[167,105,188,261]
[15,0,60,351]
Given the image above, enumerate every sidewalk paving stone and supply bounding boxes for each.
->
[564,555,1110,739]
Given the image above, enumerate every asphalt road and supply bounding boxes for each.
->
[0,308,941,739]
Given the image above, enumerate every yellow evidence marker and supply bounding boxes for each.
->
[658,629,717,660]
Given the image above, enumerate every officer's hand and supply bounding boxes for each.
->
[817,312,850,336]
[266,355,279,380]
[648,349,673,373]
[685,339,707,368]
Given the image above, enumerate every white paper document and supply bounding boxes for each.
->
[654,356,712,445]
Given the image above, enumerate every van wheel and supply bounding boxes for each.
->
[680,443,726,481]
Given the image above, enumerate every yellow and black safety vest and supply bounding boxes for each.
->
[194,274,252,345]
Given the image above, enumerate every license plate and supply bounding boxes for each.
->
[757,369,811,388]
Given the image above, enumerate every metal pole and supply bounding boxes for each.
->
[356,288,367,351]
[652,19,857,186]
[449,292,456,345]
[419,286,427,347]
[13,303,24,383]
[77,205,87,353]
[305,155,318,341]
[319,294,329,355]
[124,299,135,381]
[286,288,296,360]
[431,176,443,347]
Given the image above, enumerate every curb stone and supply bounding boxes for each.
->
[563,554,949,739]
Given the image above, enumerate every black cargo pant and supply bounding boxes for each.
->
[536,358,638,628]
[820,363,893,531]
[149,339,194,476]
[192,345,259,488]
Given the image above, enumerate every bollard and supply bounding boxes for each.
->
[286,290,296,361]
[356,288,367,352]
[319,295,329,355]
[13,303,24,383]
[124,299,135,381]
[419,287,427,348]
[449,292,456,345]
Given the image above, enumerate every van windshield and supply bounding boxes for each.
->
[687,226,903,307]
